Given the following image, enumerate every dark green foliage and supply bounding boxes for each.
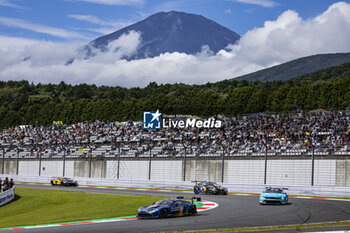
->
[234,53,350,82]
[1,61,350,129]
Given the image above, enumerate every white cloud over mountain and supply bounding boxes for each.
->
[0,2,350,87]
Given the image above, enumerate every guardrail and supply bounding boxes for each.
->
[0,187,15,207]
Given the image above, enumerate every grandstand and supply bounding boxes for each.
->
[0,111,349,159]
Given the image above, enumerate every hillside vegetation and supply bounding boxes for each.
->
[233,53,350,82]
[1,62,350,129]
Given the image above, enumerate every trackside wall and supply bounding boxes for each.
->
[2,158,350,187]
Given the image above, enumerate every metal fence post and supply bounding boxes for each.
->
[311,146,315,186]
[264,143,268,185]
[63,147,66,177]
[148,144,152,180]
[221,145,225,183]
[100,156,104,178]
[89,147,92,178]
[117,145,120,179]
[38,151,42,176]
[183,144,187,182]
[2,148,5,174]
[16,148,19,175]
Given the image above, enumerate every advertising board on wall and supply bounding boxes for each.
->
[0,188,15,207]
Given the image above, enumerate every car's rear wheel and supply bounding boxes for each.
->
[189,206,196,216]
[160,209,168,218]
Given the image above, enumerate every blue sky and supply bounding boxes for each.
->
[0,0,346,42]
[0,0,350,87]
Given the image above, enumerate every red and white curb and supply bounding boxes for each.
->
[197,200,219,212]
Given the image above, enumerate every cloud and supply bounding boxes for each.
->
[68,14,131,27]
[0,0,24,9]
[0,2,350,87]
[66,0,144,6]
[231,2,350,66]
[68,14,132,34]
[232,0,277,8]
[86,30,141,61]
[0,17,88,39]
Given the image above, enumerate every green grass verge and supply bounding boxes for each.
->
[0,188,168,228]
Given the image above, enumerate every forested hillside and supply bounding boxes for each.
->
[1,62,350,129]
[233,53,350,82]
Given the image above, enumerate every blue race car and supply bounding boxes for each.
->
[259,187,288,205]
[137,197,198,219]
[193,181,228,195]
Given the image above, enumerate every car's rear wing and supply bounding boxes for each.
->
[191,197,201,203]
[192,180,206,184]
[264,187,289,192]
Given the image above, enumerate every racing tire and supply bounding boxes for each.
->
[189,206,196,216]
[159,209,168,219]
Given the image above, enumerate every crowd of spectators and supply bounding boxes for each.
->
[0,177,14,193]
[0,110,349,157]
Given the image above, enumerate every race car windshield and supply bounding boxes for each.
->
[264,189,283,193]
[154,200,174,206]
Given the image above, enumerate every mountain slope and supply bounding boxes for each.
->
[232,53,350,82]
[82,11,240,60]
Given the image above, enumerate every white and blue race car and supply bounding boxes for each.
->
[259,187,288,205]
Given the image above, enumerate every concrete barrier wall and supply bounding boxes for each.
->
[19,161,39,176]
[226,160,264,184]
[41,161,63,177]
[2,158,350,187]
[119,160,148,180]
[185,159,223,182]
[151,160,182,181]
[2,160,17,175]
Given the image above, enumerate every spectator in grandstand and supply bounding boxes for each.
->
[0,110,349,157]
[0,178,2,192]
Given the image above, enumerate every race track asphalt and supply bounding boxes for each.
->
[8,184,350,233]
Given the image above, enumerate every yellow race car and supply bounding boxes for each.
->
[50,177,78,187]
